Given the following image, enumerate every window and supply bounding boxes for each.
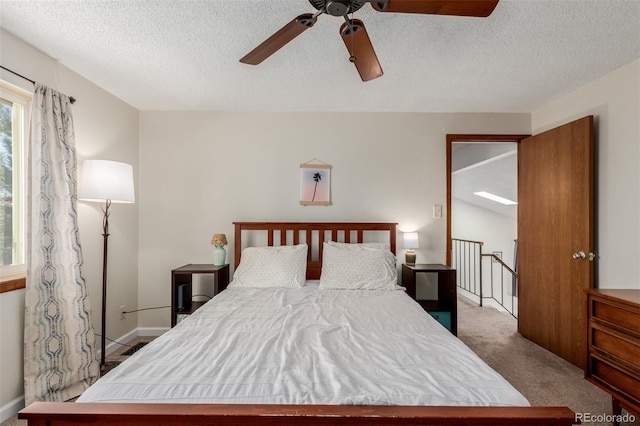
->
[1,81,30,282]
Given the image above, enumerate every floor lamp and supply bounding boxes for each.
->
[79,160,135,374]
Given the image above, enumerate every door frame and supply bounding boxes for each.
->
[445,134,530,266]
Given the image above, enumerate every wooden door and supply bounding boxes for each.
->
[518,116,594,369]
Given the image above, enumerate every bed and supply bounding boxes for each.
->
[19,222,576,425]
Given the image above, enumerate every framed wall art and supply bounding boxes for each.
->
[300,163,331,206]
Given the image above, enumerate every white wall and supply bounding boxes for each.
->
[138,112,530,327]
[452,198,517,267]
[532,59,640,290]
[0,30,140,414]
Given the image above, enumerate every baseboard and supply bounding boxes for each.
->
[0,395,24,423]
[482,299,509,312]
[458,288,481,304]
[137,327,169,337]
[102,328,139,357]
[458,289,509,313]
[98,327,169,358]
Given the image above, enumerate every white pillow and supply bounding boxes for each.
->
[326,241,391,251]
[229,244,308,288]
[319,242,400,290]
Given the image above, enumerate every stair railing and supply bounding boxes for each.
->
[481,252,518,318]
[452,238,484,306]
[452,238,518,318]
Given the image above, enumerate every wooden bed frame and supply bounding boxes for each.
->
[19,222,577,426]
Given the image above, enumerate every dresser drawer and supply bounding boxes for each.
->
[592,299,640,334]
[590,357,640,406]
[591,327,640,367]
[586,290,640,417]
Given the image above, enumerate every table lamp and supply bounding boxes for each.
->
[210,233,228,266]
[403,232,419,265]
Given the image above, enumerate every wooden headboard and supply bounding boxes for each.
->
[233,222,397,280]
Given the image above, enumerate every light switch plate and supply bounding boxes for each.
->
[433,204,443,219]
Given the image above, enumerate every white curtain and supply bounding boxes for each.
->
[24,84,99,405]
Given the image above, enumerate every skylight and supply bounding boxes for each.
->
[473,191,517,205]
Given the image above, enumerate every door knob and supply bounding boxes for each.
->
[572,251,596,261]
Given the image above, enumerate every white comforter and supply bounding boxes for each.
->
[78,282,529,406]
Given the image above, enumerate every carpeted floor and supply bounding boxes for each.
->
[4,298,638,425]
[456,294,637,426]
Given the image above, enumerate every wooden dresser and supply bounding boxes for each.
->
[586,289,640,420]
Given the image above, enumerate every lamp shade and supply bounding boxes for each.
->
[403,232,419,249]
[210,234,228,246]
[79,160,135,203]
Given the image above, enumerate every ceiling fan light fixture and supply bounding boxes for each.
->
[326,0,350,16]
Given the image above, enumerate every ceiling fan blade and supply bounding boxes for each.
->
[240,14,317,65]
[340,19,383,82]
[371,0,499,17]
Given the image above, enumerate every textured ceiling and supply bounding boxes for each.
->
[1,0,639,112]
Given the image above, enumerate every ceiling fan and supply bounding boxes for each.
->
[239,0,500,82]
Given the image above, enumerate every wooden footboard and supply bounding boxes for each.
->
[20,402,576,425]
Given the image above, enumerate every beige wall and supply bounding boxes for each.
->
[0,30,140,413]
[0,289,25,414]
[137,111,530,327]
[532,59,640,289]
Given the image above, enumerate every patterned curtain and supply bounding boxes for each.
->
[24,84,99,406]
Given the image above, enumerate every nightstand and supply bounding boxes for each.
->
[170,264,230,327]
[402,264,457,335]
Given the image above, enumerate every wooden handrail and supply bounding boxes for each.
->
[482,253,518,277]
[452,238,484,246]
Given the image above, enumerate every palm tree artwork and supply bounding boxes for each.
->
[311,172,322,202]
[300,164,331,206]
